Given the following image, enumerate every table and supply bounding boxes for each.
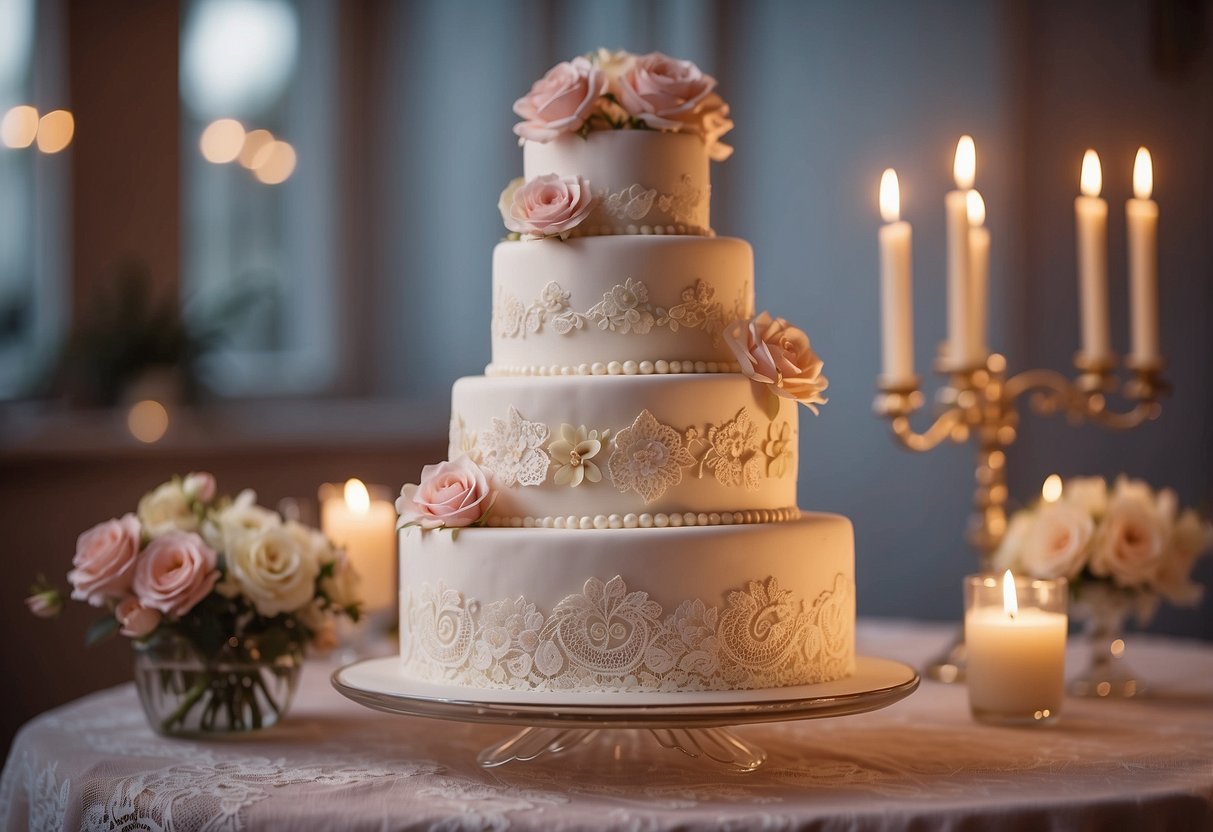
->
[3,620,1211,831]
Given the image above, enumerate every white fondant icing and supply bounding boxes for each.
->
[398,514,856,692]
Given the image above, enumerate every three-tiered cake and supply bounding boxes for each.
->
[396,50,855,694]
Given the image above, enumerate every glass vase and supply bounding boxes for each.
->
[134,632,304,737]
[1068,586,1145,699]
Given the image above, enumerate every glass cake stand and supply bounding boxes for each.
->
[332,655,919,772]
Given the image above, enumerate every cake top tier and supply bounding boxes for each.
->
[501,50,733,240]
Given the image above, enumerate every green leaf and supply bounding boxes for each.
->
[85,616,121,647]
[764,390,781,422]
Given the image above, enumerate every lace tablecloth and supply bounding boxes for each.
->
[3,620,1211,831]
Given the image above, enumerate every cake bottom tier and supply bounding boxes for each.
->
[398,513,855,693]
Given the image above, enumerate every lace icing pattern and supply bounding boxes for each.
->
[401,573,854,692]
[458,406,794,504]
[492,277,747,347]
[595,174,706,227]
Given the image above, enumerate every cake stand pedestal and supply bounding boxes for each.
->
[333,656,919,772]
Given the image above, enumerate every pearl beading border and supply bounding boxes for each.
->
[565,223,714,239]
[483,506,801,530]
[486,359,742,377]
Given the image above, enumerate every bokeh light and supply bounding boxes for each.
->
[127,400,169,444]
[251,140,296,184]
[238,127,274,168]
[1,104,39,148]
[199,117,245,163]
[35,109,74,154]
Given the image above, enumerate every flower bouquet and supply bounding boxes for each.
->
[993,475,1211,696]
[29,473,361,736]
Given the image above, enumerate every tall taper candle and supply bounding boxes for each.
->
[1127,147,1159,364]
[947,136,976,366]
[1075,149,1111,364]
[879,169,914,385]
[967,190,990,360]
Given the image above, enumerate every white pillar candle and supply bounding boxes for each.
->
[321,479,397,614]
[1126,147,1159,364]
[967,190,990,361]
[946,135,976,366]
[879,168,915,386]
[965,571,1068,725]
[1075,149,1111,364]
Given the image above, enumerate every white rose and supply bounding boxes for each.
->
[1089,480,1169,588]
[137,481,196,537]
[1019,501,1094,580]
[1152,509,1212,605]
[284,520,335,565]
[216,490,282,553]
[226,525,320,617]
[991,511,1034,574]
[1063,476,1108,516]
[320,549,361,610]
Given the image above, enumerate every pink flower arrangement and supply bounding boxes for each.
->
[499,174,594,240]
[397,455,494,531]
[513,56,606,142]
[724,312,830,413]
[29,474,361,648]
[512,49,735,161]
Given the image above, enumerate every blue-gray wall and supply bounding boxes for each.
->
[369,0,1212,636]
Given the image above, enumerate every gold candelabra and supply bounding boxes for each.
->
[874,350,1168,681]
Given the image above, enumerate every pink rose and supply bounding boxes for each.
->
[25,590,62,619]
[183,472,217,503]
[611,51,734,158]
[115,596,162,638]
[68,514,142,606]
[499,174,594,239]
[725,312,829,413]
[133,531,220,617]
[513,57,606,142]
[397,456,493,530]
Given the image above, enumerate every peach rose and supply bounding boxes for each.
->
[133,531,220,617]
[499,174,593,239]
[68,514,142,606]
[724,312,829,412]
[1019,501,1095,580]
[115,595,161,638]
[513,56,606,142]
[397,455,493,530]
[182,472,217,503]
[612,51,734,159]
[1153,509,1212,605]
[1089,479,1169,588]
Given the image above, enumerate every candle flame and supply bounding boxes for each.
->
[879,168,900,223]
[1080,149,1102,198]
[1133,147,1153,200]
[344,478,371,514]
[953,135,976,190]
[966,189,986,227]
[1002,570,1018,619]
[1042,474,1063,503]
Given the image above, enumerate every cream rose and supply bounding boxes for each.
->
[499,174,594,239]
[513,56,606,142]
[138,481,197,537]
[724,312,829,412]
[68,513,142,606]
[1089,480,1169,587]
[1153,509,1212,605]
[1019,501,1095,580]
[320,550,361,610]
[133,531,220,617]
[226,525,320,617]
[397,455,493,530]
[182,471,217,504]
[115,595,161,638]
[1062,476,1108,516]
[213,489,282,552]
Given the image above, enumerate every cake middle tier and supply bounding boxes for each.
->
[490,235,753,377]
[450,373,799,526]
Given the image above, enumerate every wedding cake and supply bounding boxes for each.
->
[395,50,855,693]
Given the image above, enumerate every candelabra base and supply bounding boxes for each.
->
[924,626,967,684]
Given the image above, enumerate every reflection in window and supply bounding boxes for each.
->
[181,0,336,396]
[0,0,68,399]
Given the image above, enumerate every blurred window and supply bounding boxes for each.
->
[0,0,68,399]
[180,0,337,396]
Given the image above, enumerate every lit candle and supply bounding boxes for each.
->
[946,135,976,366]
[879,169,915,386]
[1041,473,1063,504]
[1126,147,1159,364]
[320,479,397,614]
[965,570,1068,725]
[1075,149,1111,364]
[967,190,990,361]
